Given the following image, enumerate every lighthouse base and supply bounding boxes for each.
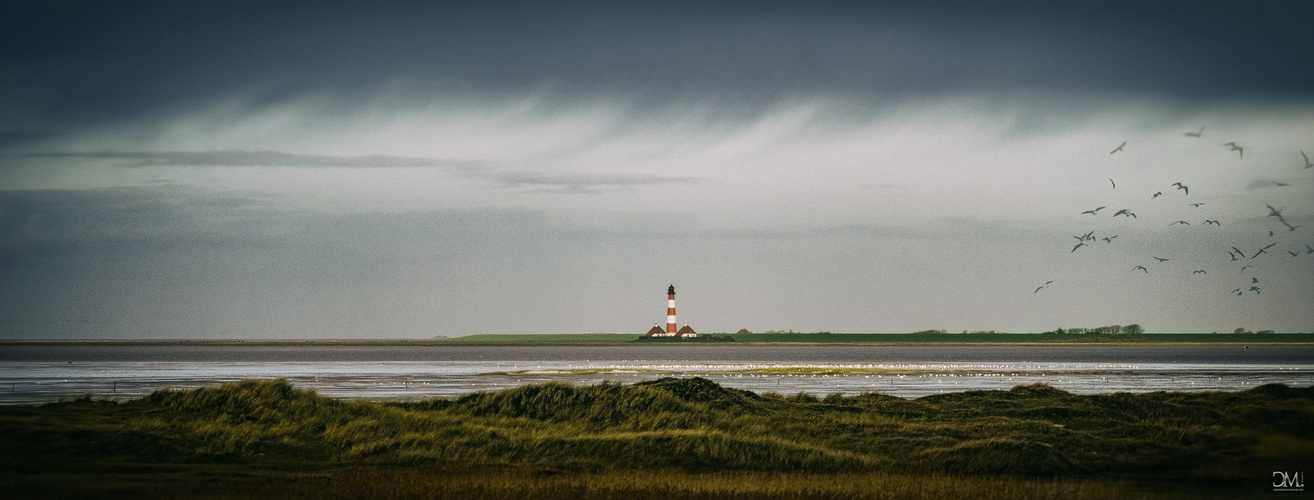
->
[644,325,697,337]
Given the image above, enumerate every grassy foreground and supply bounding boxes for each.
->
[2,379,1312,499]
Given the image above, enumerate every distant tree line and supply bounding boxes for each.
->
[1232,328,1275,334]
[1043,324,1144,335]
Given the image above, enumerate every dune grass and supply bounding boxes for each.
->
[2,378,1311,498]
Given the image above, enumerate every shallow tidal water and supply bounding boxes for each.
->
[0,344,1310,405]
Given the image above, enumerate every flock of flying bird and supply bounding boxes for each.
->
[1034,126,1311,297]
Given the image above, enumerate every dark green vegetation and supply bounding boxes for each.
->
[450,332,1314,344]
[3,379,1312,499]
[1039,324,1145,336]
[635,334,737,342]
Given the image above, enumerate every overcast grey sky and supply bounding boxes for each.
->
[2,1,1312,338]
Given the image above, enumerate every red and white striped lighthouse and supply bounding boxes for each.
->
[666,284,677,334]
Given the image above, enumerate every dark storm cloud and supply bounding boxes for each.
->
[0,130,55,149]
[3,1,1312,130]
[23,149,709,191]
[0,186,568,297]
[704,217,1050,242]
[0,187,276,259]
[1246,179,1304,190]
[0,184,685,266]
[25,150,490,169]
[0,186,573,339]
[492,171,705,193]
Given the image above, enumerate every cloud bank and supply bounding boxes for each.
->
[2,2,1312,338]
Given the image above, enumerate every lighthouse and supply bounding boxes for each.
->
[667,284,677,334]
[645,285,695,337]
[641,285,695,337]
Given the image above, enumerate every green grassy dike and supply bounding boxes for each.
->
[448,332,1314,345]
[3,379,1312,499]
